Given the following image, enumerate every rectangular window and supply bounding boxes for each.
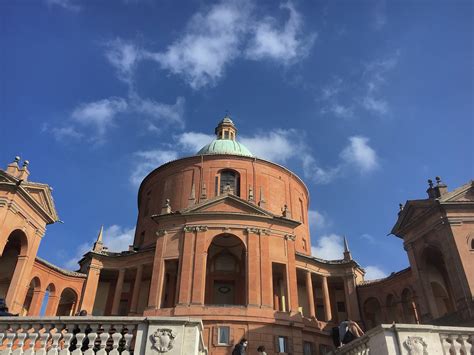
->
[303,342,313,355]
[224,131,229,139]
[217,326,230,345]
[278,336,288,353]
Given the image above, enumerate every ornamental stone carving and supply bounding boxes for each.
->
[156,230,168,237]
[404,336,428,355]
[183,225,208,233]
[245,227,269,235]
[151,328,176,353]
[285,234,296,241]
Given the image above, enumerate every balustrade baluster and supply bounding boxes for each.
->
[83,329,97,355]
[47,328,62,355]
[12,329,27,355]
[35,330,50,355]
[71,330,85,355]
[24,327,38,355]
[5,330,17,355]
[95,326,110,355]
[109,327,122,355]
[466,334,473,355]
[121,332,134,355]
[58,331,73,355]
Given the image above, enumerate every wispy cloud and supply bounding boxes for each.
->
[308,209,331,234]
[71,97,128,137]
[130,150,179,186]
[177,132,215,153]
[340,136,379,173]
[245,2,316,64]
[131,95,186,132]
[63,225,135,270]
[45,0,81,12]
[311,233,344,260]
[364,265,387,280]
[104,38,142,84]
[372,0,387,30]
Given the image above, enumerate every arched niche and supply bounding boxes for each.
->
[216,169,241,196]
[205,234,246,306]
[56,288,78,316]
[363,297,382,329]
[0,230,28,300]
[421,246,455,318]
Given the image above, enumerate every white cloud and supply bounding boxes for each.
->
[360,233,376,244]
[240,129,297,163]
[63,225,135,270]
[301,153,340,184]
[308,209,331,233]
[340,136,379,173]
[362,96,388,115]
[71,97,128,137]
[245,2,316,64]
[132,95,185,130]
[105,39,141,84]
[372,0,387,30]
[45,0,81,12]
[130,149,179,186]
[146,0,251,89]
[326,104,354,119]
[102,225,135,252]
[364,265,387,280]
[177,132,215,153]
[311,233,344,260]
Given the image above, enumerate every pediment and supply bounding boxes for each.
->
[24,186,54,215]
[440,181,474,203]
[182,194,273,217]
[391,201,434,237]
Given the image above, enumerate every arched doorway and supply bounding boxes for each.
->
[401,288,417,323]
[22,277,41,316]
[363,297,382,329]
[205,234,246,305]
[56,288,78,316]
[422,247,455,318]
[0,230,28,301]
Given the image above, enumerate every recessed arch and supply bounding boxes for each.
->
[56,288,78,316]
[363,297,382,329]
[40,283,56,316]
[205,234,246,305]
[22,277,42,315]
[385,294,398,323]
[0,229,29,300]
[421,246,456,318]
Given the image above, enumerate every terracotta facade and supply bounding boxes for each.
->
[0,120,472,354]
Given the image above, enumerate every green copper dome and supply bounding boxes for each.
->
[197,139,254,157]
[196,115,254,157]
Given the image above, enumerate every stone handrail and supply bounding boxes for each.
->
[0,316,208,355]
[332,323,473,355]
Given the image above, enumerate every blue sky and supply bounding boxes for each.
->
[1,0,473,280]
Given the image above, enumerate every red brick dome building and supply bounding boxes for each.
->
[1,116,473,354]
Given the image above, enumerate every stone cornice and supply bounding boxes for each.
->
[35,257,87,278]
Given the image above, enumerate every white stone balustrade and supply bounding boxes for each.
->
[332,324,474,355]
[0,317,207,355]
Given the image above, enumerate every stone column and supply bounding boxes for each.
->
[178,227,196,305]
[111,269,125,315]
[247,229,261,306]
[306,271,316,318]
[148,232,166,309]
[130,264,144,314]
[78,263,102,314]
[191,227,207,305]
[45,294,60,316]
[28,289,46,316]
[285,235,299,312]
[405,242,437,320]
[322,275,332,322]
[260,232,273,307]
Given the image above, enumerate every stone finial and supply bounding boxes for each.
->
[22,160,29,167]
[434,176,448,196]
[6,156,21,177]
[426,178,437,199]
[161,199,172,214]
[258,186,266,208]
[17,159,30,181]
[248,185,254,202]
[92,226,104,252]
[343,236,352,260]
[200,183,207,200]
[399,203,404,212]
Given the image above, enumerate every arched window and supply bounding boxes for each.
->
[219,170,240,196]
